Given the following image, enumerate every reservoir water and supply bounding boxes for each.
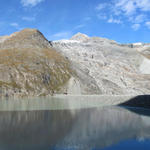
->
[0,96,150,150]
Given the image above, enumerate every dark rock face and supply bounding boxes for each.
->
[119,95,150,109]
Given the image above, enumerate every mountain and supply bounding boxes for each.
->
[0,29,101,98]
[52,33,150,95]
[0,29,150,98]
[0,29,75,98]
[70,32,90,42]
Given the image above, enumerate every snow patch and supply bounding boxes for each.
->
[67,77,81,95]
[53,39,81,44]
[133,43,143,46]
[140,57,150,74]
[0,36,9,43]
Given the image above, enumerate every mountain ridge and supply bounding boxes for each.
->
[0,28,150,97]
[1,29,149,46]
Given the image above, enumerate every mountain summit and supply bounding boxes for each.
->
[0,28,50,50]
[70,32,90,42]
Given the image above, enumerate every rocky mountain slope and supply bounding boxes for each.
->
[52,33,150,95]
[0,29,150,98]
[0,29,75,98]
[0,29,101,98]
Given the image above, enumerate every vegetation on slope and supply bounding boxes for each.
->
[0,29,73,98]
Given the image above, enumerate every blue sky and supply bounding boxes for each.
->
[1,0,150,43]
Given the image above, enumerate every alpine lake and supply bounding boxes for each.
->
[0,95,150,150]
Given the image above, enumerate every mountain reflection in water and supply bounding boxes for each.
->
[0,105,149,149]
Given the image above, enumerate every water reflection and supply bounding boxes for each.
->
[0,106,149,150]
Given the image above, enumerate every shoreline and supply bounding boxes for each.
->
[0,95,149,111]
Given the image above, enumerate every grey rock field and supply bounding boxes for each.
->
[0,28,150,98]
[52,32,150,95]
